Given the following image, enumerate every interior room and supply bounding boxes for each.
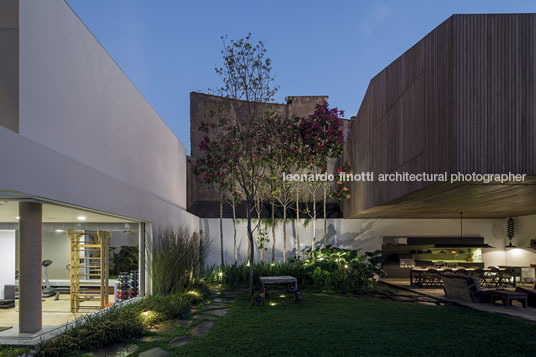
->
[0,200,140,329]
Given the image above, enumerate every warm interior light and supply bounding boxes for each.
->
[77,216,86,221]
[450,250,457,254]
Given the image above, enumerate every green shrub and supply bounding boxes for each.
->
[36,286,207,357]
[206,247,384,294]
[0,346,30,357]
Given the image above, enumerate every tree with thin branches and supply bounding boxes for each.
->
[206,33,278,296]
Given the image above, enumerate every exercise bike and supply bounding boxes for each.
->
[42,260,60,300]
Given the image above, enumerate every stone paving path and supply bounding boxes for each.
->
[366,284,447,306]
[187,320,214,337]
[131,287,235,356]
[138,346,169,357]
[84,286,236,357]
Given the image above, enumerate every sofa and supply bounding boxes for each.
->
[441,272,492,303]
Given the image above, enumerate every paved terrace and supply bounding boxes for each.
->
[381,278,536,323]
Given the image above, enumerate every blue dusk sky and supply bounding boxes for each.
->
[66,0,536,154]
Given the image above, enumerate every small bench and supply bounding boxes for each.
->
[253,276,302,305]
[491,289,528,308]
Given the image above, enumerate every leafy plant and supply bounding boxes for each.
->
[206,248,384,294]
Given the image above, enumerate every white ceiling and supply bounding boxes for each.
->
[0,201,136,223]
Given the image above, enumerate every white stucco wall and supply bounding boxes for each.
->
[0,125,199,232]
[202,216,536,270]
[0,230,16,299]
[18,0,186,211]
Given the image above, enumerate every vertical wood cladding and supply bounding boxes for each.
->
[343,14,536,218]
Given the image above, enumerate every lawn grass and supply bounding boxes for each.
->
[170,290,536,356]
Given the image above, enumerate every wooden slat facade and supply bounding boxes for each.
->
[343,14,536,219]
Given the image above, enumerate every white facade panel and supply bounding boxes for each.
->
[18,0,186,210]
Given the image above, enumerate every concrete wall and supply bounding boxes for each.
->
[188,92,347,218]
[18,0,186,211]
[0,0,18,132]
[507,215,536,267]
[202,215,536,270]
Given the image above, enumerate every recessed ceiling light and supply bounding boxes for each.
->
[77,216,86,221]
[55,229,64,233]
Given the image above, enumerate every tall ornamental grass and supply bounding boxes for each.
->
[150,227,208,295]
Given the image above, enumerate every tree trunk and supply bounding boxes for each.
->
[232,204,237,265]
[296,190,300,259]
[283,206,287,264]
[257,200,263,263]
[247,237,251,266]
[312,198,316,251]
[271,202,276,263]
[220,196,224,267]
[246,201,255,297]
[323,188,327,249]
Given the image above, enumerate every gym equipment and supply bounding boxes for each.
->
[129,270,139,298]
[116,272,130,302]
[42,260,57,298]
[68,230,111,312]
[115,270,139,302]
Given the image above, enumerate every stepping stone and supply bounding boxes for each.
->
[190,308,199,313]
[149,324,175,334]
[192,314,217,320]
[417,301,437,306]
[138,335,164,342]
[203,303,225,309]
[171,319,192,326]
[204,308,228,317]
[213,297,235,303]
[89,343,137,356]
[139,347,169,357]
[188,321,214,337]
[168,335,192,348]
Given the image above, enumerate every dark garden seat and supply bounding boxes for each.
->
[441,272,493,303]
